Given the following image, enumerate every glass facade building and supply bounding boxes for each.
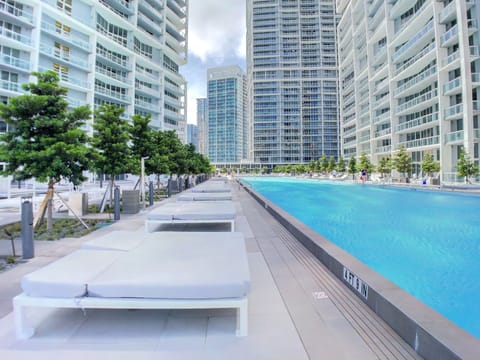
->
[0,0,188,138]
[207,65,247,163]
[186,123,198,150]
[246,0,340,167]
[337,0,480,182]
[196,97,207,155]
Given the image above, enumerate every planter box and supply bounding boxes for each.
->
[122,190,139,214]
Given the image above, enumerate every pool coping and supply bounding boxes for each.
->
[241,182,480,360]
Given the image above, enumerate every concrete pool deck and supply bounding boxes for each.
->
[0,180,470,359]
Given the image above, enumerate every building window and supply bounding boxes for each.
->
[54,42,70,60]
[57,0,72,15]
[55,21,71,37]
[53,63,69,81]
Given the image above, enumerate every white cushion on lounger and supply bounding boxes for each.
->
[81,231,144,251]
[146,203,177,220]
[87,232,250,299]
[177,192,232,201]
[190,183,230,193]
[172,202,235,220]
[21,249,122,298]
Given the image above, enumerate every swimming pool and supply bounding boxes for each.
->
[241,177,480,339]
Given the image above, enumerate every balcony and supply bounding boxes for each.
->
[392,20,434,64]
[390,0,412,19]
[96,66,128,83]
[443,77,462,96]
[399,135,440,150]
[96,48,130,70]
[444,130,464,145]
[359,133,371,143]
[392,1,430,47]
[441,20,477,48]
[472,73,480,87]
[343,138,357,148]
[396,112,439,133]
[396,89,438,116]
[394,42,435,78]
[376,144,391,153]
[139,1,164,23]
[0,54,30,71]
[475,129,480,140]
[0,0,34,24]
[374,127,391,138]
[373,111,390,125]
[441,49,460,70]
[95,85,130,103]
[61,76,90,90]
[0,26,31,46]
[372,46,387,67]
[394,65,437,98]
[474,101,480,113]
[41,22,90,51]
[439,0,475,24]
[444,103,463,120]
[374,77,389,95]
[135,83,159,97]
[135,99,157,111]
[0,79,24,93]
[373,95,389,110]
[138,12,163,37]
[39,44,90,70]
[368,3,385,32]
[343,127,357,137]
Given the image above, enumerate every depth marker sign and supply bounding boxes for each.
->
[343,267,369,300]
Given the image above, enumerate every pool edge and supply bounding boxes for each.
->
[241,181,480,360]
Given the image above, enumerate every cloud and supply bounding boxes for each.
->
[188,0,246,63]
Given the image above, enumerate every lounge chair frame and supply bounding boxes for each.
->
[145,218,235,232]
[13,293,248,339]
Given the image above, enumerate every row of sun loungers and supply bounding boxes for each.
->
[13,177,251,339]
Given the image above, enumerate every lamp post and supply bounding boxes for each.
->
[141,156,149,210]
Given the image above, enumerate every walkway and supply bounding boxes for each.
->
[0,181,421,359]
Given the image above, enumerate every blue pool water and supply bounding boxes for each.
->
[241,177,480,339]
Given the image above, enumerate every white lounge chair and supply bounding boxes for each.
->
[13,231,250,339]
[177,192,232,201]
[145,201,236,232]
[190,184,230,193]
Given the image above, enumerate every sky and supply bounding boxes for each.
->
[180,0,247,125]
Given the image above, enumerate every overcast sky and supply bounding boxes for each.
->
[180,0,247,125]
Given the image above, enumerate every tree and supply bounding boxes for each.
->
[348,156,357,180]
[0,71,91,230]
[336,156,346,173]
[327,156,336,173]
[149,130,170,189]
[320,155,328,174]
[377,157,392,179]
[357,152,375,176]
[129,114,154,175]
[457,150,479,184]
[91,104,131,206]
[393,145,412,179]
[421,153,440,177]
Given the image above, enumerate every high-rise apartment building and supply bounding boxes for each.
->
[247,0,339,167]
[337,0,480,182]
[0,0,188,137]
[196,97,207,155]
[186,123,198,150]
[207,65,247,163]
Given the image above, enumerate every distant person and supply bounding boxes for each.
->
[361,169,367,183]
